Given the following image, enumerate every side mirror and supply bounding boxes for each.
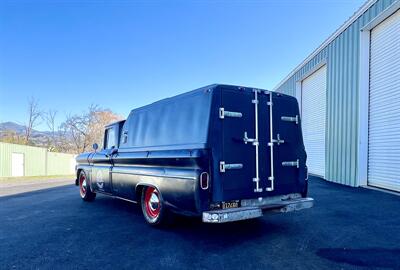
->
[92,143,99,151]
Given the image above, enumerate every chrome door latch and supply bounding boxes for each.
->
[268,133,285,146]
[273,134,285,146]
[243,131,258,145]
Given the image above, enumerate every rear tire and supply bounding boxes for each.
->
[141,186,169,226]
[79,171,96,202]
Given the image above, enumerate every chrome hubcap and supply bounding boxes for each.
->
[149,192,160,211]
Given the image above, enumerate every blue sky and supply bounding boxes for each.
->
[0,0,365,130]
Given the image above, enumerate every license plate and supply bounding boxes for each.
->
[222,201,239,209]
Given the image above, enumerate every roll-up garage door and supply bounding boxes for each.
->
[368,9,400,192]
[301,65,327,178]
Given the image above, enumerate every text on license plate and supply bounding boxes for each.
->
[222,201,239,209]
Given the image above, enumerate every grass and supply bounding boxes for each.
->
[0,175,75,184]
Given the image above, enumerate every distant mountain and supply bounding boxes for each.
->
[0,121,52,135]
[0,121,54,146]
[0,121,27,134]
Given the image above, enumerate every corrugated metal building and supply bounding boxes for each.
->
[275,0,400,191]
[0,142,76,177]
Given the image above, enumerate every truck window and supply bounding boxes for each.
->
[105,128,116,149]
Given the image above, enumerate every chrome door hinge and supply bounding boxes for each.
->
[219,161,243,173]
[281,115,299,124]
[282,159,300,168]
[219,107,243,119]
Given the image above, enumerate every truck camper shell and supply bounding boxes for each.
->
[118,84,307,202]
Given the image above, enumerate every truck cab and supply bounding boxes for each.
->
[88,121,124,194]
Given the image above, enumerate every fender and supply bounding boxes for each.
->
[75,166,94,191]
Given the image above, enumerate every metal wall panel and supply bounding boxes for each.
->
[275,0,396,186]
[47,152,76,176]
[0,142,46,176]
[0,142,76,177]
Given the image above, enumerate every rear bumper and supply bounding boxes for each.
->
[202,196,314,223]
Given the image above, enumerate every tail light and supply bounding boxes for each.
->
[200,172,209,190]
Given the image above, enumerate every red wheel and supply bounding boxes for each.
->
[141,186,170,225]
[144,187,161,219]
[79,173,87,198]
[78,171,96,202]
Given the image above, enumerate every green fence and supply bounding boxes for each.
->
[0,142,76,177]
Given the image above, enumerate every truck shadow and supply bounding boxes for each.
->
[96,195,285,247]
[170,214,278,246]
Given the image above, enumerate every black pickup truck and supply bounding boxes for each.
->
[75,84,313,225]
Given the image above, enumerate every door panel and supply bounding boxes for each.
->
[219,87,306,201]
[301,65,327,178]
[368,9,400,191]
[220,88,269,200]
[273,95,307,194]
[11,153,24,177]
[91,151,112,193]
[110,152,138,200]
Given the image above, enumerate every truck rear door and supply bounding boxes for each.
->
[219,87,268,201]
[272,94,307,195]
[218,87,306,201]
